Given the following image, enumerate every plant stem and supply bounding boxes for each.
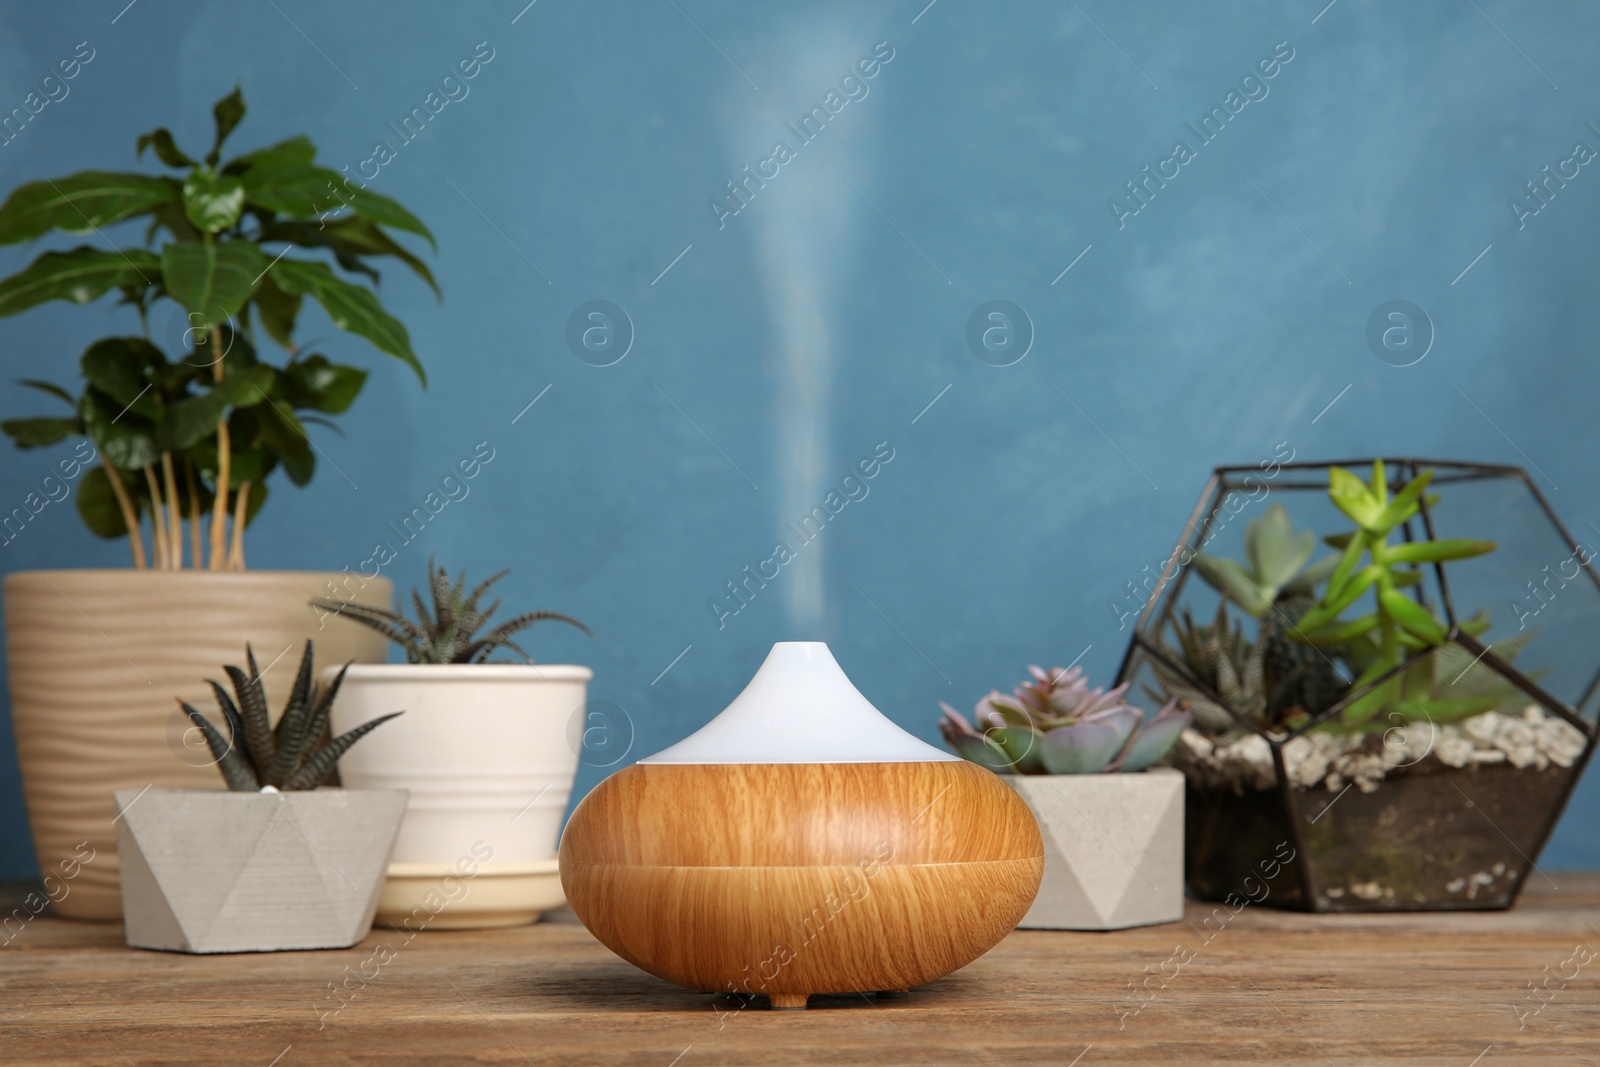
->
[102,463,146,569]
[208,327,230,572]
[1370,537,1398,667]
[185,461,202,569]
[142,465,169,570]
[161,452,181,569]
[229,481,250,570]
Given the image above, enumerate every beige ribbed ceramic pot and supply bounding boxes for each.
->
[4,570,392,919]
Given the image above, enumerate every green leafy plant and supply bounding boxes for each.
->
[312,558,591,664]
[181,641,401,791]
[0,87,434,570]
[940,665,1191,774]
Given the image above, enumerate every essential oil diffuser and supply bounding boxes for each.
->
[560,641,1043,1009]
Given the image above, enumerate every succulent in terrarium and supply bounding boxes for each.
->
[1127,457,1598,913]
[1192,501,1338,618]
[1158,598,1347,737]
[1159,603,1534,743]
[1154,603,1267,733]
[312,556,590,664]
[1161,462,1568,795]
[181,641,400,791]
[1288,461,1496,726]
[1175,463,1513,735]
[940,665,1191,774]
[1187,504,1351,731]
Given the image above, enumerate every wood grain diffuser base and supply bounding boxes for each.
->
[560,642,1043,1009]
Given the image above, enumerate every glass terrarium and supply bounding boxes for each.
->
[1114,458,1599,912]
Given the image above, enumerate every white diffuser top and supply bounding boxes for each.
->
[640,641,960,765]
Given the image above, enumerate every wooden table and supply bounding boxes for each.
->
[3,875,1597,1066]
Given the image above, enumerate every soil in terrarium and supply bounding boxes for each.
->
[1180,725,1583,911]
[1185,781,1309,909]
[1292,757,1574,910]
[1190,755,1574,915]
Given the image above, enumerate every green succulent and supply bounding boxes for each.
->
[1155,603,1265,733]
[1158,607,1537,739]
[1289,461,1495,727]
[1187,503,1350,732]
[313,557,591,664]
[1158,462,1522,736]
[1193,502,1339,617]
[940,665,1191,774]
[181,641,400,791]
[1359,626,1537,728]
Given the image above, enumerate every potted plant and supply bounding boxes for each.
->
[1119,460,1598,911]
[115,642,406,952]
[315,559,592,929]
[0,87,434,918]
[939,665,1190,930]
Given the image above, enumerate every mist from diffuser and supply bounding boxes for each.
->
[640,641,958,765]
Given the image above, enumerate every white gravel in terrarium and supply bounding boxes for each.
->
[1174,705,1586,794]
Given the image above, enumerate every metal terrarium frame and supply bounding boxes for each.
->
[1113,457,1600,912]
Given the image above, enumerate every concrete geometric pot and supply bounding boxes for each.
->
[113,787,406,953]
[1005,768,1184,930]
[5,569,393,919]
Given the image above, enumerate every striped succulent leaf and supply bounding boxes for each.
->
[182,641,399,791]
[310,555,591,665]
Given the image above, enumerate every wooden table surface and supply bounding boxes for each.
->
[3,875,1598,1066]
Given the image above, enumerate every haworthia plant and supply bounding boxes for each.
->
[181,641,400,791]
[312,556,591,665]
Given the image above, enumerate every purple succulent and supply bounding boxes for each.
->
[939,664,1190,775]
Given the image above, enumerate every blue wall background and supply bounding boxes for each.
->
[2,0,1599,876]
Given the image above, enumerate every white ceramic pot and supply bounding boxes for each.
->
[328,663,592,927]
[114,787,406,953]
[1006,768,1185,930]
[4,569,392,919]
